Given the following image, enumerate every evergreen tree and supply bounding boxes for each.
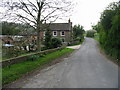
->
[44,28,52,49]
[51,37,62,48]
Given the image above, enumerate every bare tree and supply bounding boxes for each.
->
[0,0,73,51]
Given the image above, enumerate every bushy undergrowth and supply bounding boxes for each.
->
[98,2,120,60]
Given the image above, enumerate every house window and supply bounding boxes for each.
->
[53,31,57,36]
[61,31,65,36]
[62,38,65,42]
[43,31,46,36]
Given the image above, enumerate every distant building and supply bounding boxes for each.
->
[40,19,73,44]
[0,35,14,45]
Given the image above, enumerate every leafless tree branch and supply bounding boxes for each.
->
[1,0,74,51]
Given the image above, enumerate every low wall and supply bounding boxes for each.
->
[70,41,80,45]
[1,47,64,67]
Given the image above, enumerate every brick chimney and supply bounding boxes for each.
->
[68,18,71,23]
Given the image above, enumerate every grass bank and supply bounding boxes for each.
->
[2,48,74,85]
[94,33,99,41]
[93,34,118,65]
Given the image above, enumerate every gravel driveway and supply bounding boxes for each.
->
[67,45,81,49]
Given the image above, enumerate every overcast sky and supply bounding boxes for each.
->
[0,0,118,30]
[66,0,118,30]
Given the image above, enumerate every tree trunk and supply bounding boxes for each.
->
[36,21,42,51]
[36,2,44,51]
[37,29,41,51]
[36,4,41,51]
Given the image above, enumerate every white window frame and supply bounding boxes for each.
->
[43,31,46,36]
[53,31,57,36]
[61,31,65,36]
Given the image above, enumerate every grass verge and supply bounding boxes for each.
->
[94,37,118,66]
[99,45,118,65]
[2,48,74,86]
[94,33,99,42]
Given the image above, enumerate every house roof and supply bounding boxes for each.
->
[14,21,72,36]
[43,23,72,31]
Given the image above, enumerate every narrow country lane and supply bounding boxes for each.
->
[6,38,118,88]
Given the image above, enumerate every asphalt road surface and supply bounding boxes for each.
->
[7,38,118,88]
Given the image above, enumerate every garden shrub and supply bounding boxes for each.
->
[27,55,40,61]
[51,37,62,48]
